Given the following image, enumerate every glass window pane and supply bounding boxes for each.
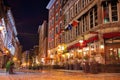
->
[103,2,109,23]
[111,2,118,21]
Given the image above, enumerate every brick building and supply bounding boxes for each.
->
[62,0,120,64]
[46,0,64,65]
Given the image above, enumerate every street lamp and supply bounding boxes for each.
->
[5,50,9,54]
[4,48,10,55]
[13,57,17,62]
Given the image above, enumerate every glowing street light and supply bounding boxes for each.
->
[13,57,17,62]
[5,50,9,54]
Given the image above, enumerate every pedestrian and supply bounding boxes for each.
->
[6,59,14,74]
[6,60,11,73]
[9,61,14,74]
[40,62,43,71]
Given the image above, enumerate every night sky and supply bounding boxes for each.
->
[5,0,50,51]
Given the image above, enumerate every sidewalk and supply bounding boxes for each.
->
[0,69,120,80]
[0,68,6,73]
[1,68,120,76]
[0,68,42,74]
[56,69,120,76]
[56,69,83,73]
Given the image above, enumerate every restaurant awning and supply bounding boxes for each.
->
[86,35,99,43]
[67,35,99,50]
[103,32,120,39]
[67,40,87,50]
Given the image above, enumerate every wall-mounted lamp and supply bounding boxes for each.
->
[79,40,83,44]
[100,44,104,49]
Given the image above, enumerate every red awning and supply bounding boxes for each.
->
[67,32,120,50]
[67,41,87,50]
[86,35,99,43]
[103,32,120,39]
[67,36,98,50]
[45,57,54,60]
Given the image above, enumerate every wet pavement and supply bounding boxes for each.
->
[0,69,120,80]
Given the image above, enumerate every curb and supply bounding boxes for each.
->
[56,69,83,73]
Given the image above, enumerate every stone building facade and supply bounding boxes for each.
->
[47,0,120,65]
[38,21,48,64]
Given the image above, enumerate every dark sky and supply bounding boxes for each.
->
[5,0,50,51]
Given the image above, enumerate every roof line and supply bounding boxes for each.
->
[46,0,55,9]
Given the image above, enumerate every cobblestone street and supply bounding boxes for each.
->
[0,70,120,80]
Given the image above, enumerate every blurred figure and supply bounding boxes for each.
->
[40,62,43,71]
[6,58,14,74]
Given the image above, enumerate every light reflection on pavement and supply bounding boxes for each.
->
[0,70,120,80]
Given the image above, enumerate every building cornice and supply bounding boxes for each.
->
[46,0,55,9]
